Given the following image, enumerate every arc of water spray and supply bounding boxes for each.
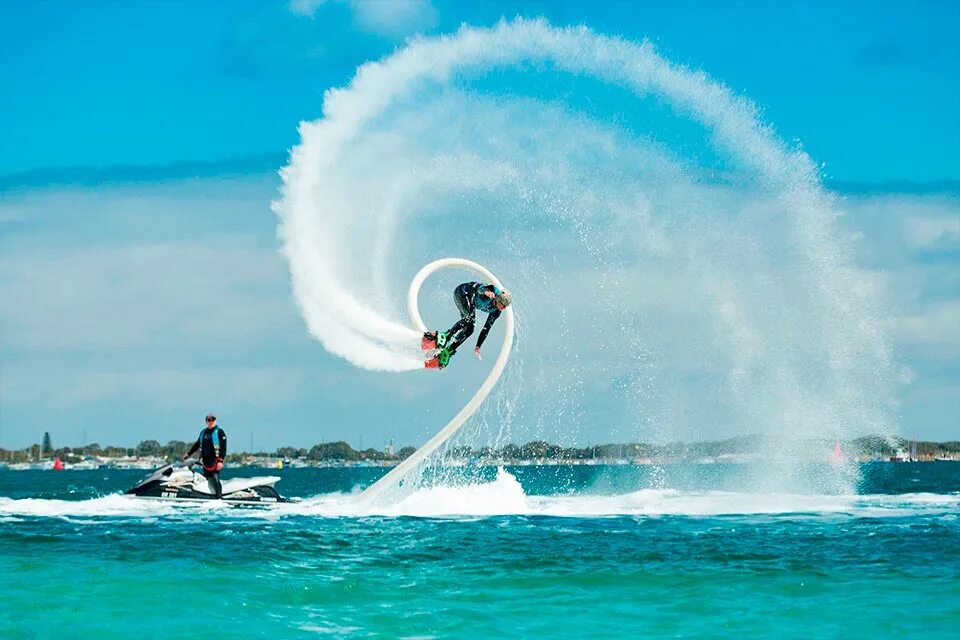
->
[358,258,515,506]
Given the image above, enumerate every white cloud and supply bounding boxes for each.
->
[61,367,297,406]
[841,193,960,253]
[897,302,960,357]
[1,238,294,350]
[839,193,960,302]
[289,0,325,17]
[837,193,960,435]
[0,180,299,352]
[349,0,435,37]
[289,0,435,37]
[904,215,960,249]
[0,179,309,433]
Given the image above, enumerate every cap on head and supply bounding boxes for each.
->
[496,289,512,307]
[205,413,216,421]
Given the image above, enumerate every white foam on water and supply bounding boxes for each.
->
[2,471,956,521]
[348,470,960,518]
[369,467,532,517]
[0,494,233,519]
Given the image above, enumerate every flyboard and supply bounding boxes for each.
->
[357,258,515,507]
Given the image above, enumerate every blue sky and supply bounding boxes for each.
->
[1,1,958,450]
[3,1,958,183]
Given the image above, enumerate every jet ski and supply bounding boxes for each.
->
[124,459,296,504]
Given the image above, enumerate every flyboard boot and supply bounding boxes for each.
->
[424,347,455,369]
[421,330,448,350]
[422,330,454,351]
[423,331,454,369]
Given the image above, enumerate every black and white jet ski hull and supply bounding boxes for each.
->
[124,461,297,504]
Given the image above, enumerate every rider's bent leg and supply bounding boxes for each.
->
[446,318,475,353]
[446,285,476,353]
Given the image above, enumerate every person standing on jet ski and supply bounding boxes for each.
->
[182,413,227,499]
[425,282,512,369]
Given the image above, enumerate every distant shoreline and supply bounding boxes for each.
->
[2,457,958,472]
[3,434,958,469]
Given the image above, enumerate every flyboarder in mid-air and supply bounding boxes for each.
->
[423,282,512,369]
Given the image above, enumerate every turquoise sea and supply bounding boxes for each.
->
[2,463,959,639]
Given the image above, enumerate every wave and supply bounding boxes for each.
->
[3,471,956,521]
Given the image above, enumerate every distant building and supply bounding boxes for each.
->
[385,440,395,456]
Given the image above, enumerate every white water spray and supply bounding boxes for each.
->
[273,19,897,496]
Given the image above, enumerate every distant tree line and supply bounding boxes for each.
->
[2,435,958,464]
[0,439,419,464]
[275,442,417,462]
[435,437,960,461]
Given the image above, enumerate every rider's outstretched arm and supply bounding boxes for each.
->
[475,309,501,349]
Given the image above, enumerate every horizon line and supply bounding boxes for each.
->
[2,156,959,196]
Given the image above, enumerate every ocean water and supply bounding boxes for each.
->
[2,464,959,639]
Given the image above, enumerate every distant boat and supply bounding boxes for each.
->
[68,459,102,470]
[890,437,921,462]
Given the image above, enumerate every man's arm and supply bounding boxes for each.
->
[475,309,501,349]
[184,436,200,459]
[218,429,227,461]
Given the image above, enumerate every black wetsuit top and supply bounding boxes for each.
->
[454,282,502,349]
[187,427,227,470]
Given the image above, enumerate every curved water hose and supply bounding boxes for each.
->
[358,258,515,506]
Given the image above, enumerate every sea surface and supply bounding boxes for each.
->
[2,463,959,639]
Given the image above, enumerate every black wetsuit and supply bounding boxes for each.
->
[445,282,502,354]
[186,427,227,498]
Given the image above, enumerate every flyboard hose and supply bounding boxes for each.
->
[358,258,515,506]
